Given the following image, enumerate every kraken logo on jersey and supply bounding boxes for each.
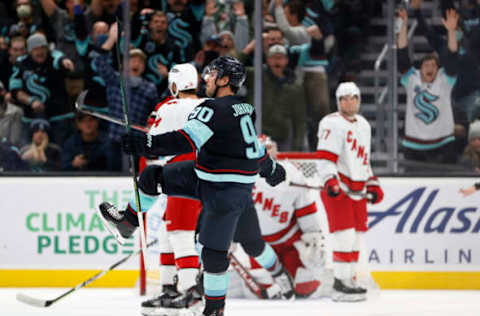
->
[413,86,439,124]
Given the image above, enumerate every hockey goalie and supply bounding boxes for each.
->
[228,135,333,299]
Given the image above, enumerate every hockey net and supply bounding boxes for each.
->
[139,152,378,295]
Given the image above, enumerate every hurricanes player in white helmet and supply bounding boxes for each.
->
[140,63,206,316]
[231,134,332,299]
[315,82,384,302]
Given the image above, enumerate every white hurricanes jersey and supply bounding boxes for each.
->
[400,67,456,149]
[252,160,320,245]
[316,112,373,195]
[147,97,207,166]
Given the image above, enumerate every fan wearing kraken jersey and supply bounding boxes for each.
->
[134,11,186,98]
[397,7,459,163]
[315,82,383,302]
[137,63,205,316]
[98,57,291,316]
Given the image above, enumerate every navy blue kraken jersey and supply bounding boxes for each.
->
[181,95,266,183]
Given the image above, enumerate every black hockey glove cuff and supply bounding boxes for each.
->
[259,157,286,187]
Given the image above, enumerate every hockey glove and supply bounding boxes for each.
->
[366,185,384,204]
[121,131,151,155]
[261,161,286,187]
[324,177,342,198]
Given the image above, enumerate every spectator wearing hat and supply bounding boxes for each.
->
[94,22,158,170]
[133,10,185,98]
[61,112,116,171]
[0,81,24,147]
[20,118,61,172]
[246,44,306,151]
[459,120,480,172]
[9,32,75,145]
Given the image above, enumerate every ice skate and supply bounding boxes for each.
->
[98,202,137,245]
[331,278,367,302]
[272,266,295,300]
[141,285,181,316]
[202,307,224,316]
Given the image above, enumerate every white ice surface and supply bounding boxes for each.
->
[1,288,479,316]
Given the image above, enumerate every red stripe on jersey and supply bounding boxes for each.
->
[333,251,360,263]
[338,172,366,191]
[316,150,339,163]
[195,163,258,175]
[294,202,317,218]
[175,255,200,269]
[160,253,175,265]
[262,217,297,243]
[139,156,148,172]
[178,129,197,152]
[205,295,226,300]
[154,96,174,111]
[168,152,196,164]
[258,152,269,162]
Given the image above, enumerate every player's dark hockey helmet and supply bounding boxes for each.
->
[202,56,246,88]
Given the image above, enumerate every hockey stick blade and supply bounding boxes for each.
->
[16,239,158,308]
[16,293,51,307]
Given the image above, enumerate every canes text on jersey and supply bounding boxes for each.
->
[347,130,368,165]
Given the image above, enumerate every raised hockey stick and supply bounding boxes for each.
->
[114,17,149,294]
[75,91,148,133]
[228,253,282,299]
[16,239,158,308]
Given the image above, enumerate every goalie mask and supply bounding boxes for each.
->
[168,63,198,97]
[335,81,361,112]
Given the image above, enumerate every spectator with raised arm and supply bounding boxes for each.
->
[410,0,480,122]
[397,8,460,164]
[201,0,250,54]
[39,0,84,62]
[274,0,310,45]
[94,22,158,170]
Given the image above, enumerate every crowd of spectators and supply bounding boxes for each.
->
[2,0,451,174]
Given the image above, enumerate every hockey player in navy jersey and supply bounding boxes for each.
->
[98,56,294,316]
